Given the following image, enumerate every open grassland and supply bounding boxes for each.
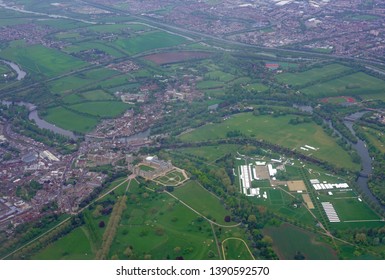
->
[48,75,94,94]
[32,227,93,260]
[143,51,212,65]
[196,80,224,89]
[87,23,150,33]
[264,223,337,259]
[302,72,385,100]
[63,41,126,58]
[0,41,87,77]
[115,31,189,55]
[222,238,254,260]
[276,64,351,86]
[44,106,99,133]
[180,112,359,170]
[173,181,235,225]
[177,144,240,162]
[69,101,130,118]
[81,90,114,101]
[109,182,220,260]
[361,126,385,153]
[205,70,235,82]
[245,82,269,92]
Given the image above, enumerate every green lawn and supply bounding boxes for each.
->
[180,112,359,170]
[197,80,224,89]
[205,70,235,82]
[173,180,235,225]
[0,41,88,77]
[32,227,94,260]
[276,64,352,87]
[177,144,240,162]
[44,106,99,133]
[81,90,114,101]
[48,75,93,94]
[264,223,337,259]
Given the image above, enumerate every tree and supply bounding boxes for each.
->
[98,221,105,228]
[224,215,231,223]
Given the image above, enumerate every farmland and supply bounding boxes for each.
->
[142,51,212,65]
[276,63,352,87]
[0,41,88,77]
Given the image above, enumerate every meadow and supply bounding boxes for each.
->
[173,180,235,225]
[177,144,240,162]
[276,63,351,87]
[115,31,189,55]
[302,72,385,100]
[0,41,88,77]
[69,101,130,118]
[180,112,359,170]
[43,106,99,133]
[264,223,337,259]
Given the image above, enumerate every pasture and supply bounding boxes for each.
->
[302,72,385,100]
[109,182,219,259]
[276,63,351,87]
[222,238,254,260]
[32,227,93,260]
[44,106,99,133]
[177,144,240,162]
[115,31,189,55]
[81,90,114,101]
[0,41,87,77]
[180,112,359,170]
[264,223,337,259]
[173,180,235,225]
[69,101,130,118]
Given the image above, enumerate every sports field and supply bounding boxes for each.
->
[180,112,359,170]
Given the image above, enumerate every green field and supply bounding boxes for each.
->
[139,164,155,171]
[81,90,114,101]
[302,72,385,99]
[222,238,254,260]
[245,82,269,92]
[108,181,220,259]
[276,64,351,87]
[205,70,235,82]
[154,170,187,186]
[197,80,224,89]
[64,41,126,58]
[177,144,240,162]
[318,191,380,222]
[180,112,359,170]
[48,75,93,93]
[69,101,130,118]
[264,223,337,259]
[115,31,189,55]
[44,106,99,133]
[32,227,93,260]
[173,180,235,225]
[0,41,87,77]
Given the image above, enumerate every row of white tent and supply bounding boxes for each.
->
[321,202,340,222]
[312,183,349,190]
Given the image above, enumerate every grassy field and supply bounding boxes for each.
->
[69,101,130,118]
[44,106,99,133]
[276,64,351,87]
[0,41,87,77]
[108,181,220,260]
[205,70,235,82]
[180,112,359,170]
[32,227,93,260]
[115,31,189,55]
[177,144,240,162]
[361,126,385,153]
[81,90,114,101]
[64,41,126,58]
[318,191,380,222]
[154,170,187,186]
[222,238,254,260]
[173,180,235,225]
[245,82,269,92]
[48,75,93,94]
[197,80,225,89]
[264,223,337,259]
[302,72,385,100]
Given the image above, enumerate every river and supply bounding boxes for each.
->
[1,60,26,80]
